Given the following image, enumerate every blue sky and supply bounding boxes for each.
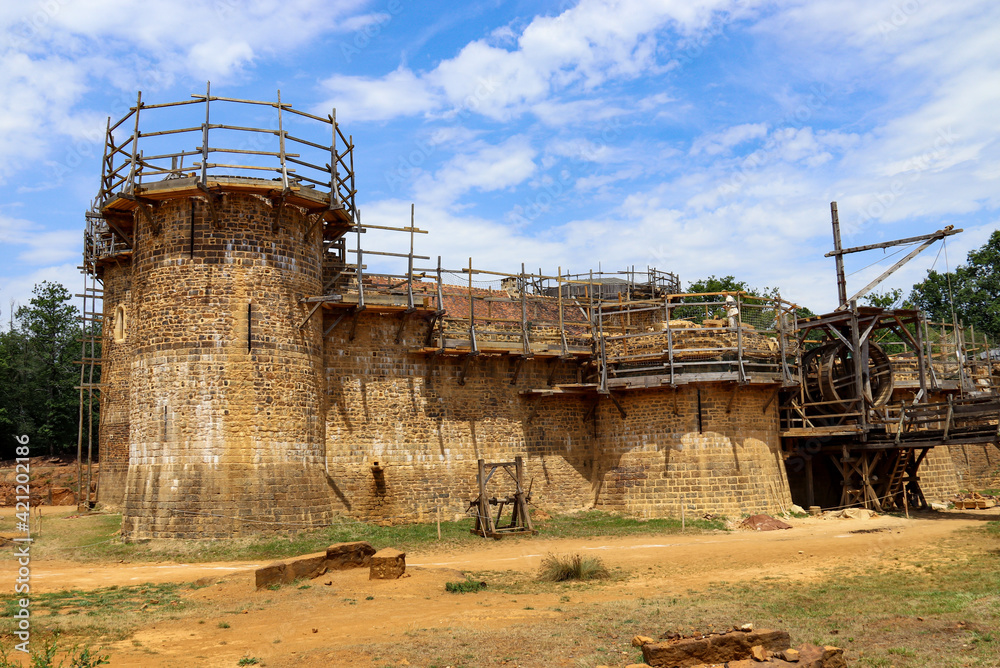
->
[1,0,998,319]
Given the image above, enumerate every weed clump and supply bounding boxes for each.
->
[445,578,487,593]
[537,553,609,582]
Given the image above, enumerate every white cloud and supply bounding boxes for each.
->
[319,67,440,122]
[412,136,538,206]
[319,0,748,124]
[690,123,768,156]
[0,0,380,180]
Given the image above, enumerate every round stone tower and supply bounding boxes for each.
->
[87,91,355,538]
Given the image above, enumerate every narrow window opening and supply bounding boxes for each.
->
[696,388,703,434]
[113,304,127,343]
[247,302,252,353]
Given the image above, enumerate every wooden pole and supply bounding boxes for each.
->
[436,505,441,540]
[831,202,847,307]
[200,83,209,185]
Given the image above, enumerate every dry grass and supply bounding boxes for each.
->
[537,553,610,582]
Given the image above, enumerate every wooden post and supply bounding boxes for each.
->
[915,314,928,402]
[276,89,288,189]
[521,263,530,355]
[476,458,488,536]
[681,495,686,532]
[436,256,445,350]
[558,266,568,355]
[468,257,477,353]
[850,301,866,432]
[436,505,441,540]
[407,203,415,310]
[831,202,848,307]
[128,90,143,192]
[330,107,339,209]
[200,83,210,185]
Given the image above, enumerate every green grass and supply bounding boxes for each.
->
[445,578,487,593]
[0,640,110,668]
[537,510,725,538]
[0,582,193,640]
[29,509,727,564]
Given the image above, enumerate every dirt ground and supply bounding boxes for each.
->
[3,506,998,667]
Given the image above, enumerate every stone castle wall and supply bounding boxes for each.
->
[96,262,132,507]
[117,192,335,538]
[323,311,792,523]
[948,443,1000,491]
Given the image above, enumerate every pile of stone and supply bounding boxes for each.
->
[255,543,410,590]
[605,321,790,362]
[951,492,997,509]
[740,514,793,531]
[624,627,846,667]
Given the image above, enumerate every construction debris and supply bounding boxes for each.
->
[369,548,406,580]
[740,514,793,531]
[254,541,375,590]
[951,492,997,509]
[639,627,847,667]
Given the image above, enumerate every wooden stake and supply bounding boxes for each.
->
[437,505,441,540]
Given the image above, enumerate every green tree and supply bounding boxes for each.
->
[8,282,84,456]
[862,287,903,309]
[909,231,1000,339]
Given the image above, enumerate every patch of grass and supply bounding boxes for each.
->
[445,579,487,594]
[538,553,610,582]
[237,658,261,666]
[28,509,726,565]
[0,582,185,639]
[218,621,231,629]
[0,640,110,668]
[538,510,725,538]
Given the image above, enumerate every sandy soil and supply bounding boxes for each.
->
[3,508,998,667]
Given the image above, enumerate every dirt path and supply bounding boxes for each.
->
[6,509,998,667]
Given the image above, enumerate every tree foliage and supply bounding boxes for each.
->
[0,282,95,458]
[908,231,1000,339]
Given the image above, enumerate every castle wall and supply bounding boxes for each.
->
[96,262,133,507]
[120,192,335,538]
[947,443,1000,491]
[593,384,792,517]
[917,446,961,502]
[323,312,792,523]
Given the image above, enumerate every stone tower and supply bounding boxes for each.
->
[86,90,355,537]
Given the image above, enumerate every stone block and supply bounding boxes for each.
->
[369,548,406,580]
[642,629,791,667]
[326,541,376,570]
[288,552,329,580]
[255,561,291,590]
